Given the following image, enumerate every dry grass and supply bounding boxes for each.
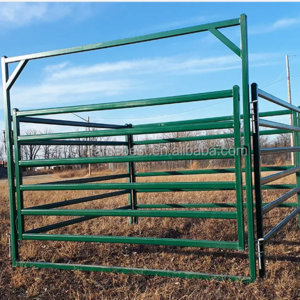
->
[55,168,114,179]
[0,170,300,299]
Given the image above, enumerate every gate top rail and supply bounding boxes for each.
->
[4,18,240,64]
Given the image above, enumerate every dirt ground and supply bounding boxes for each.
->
[0,171,299,299]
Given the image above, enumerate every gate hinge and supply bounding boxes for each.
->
[257,238,264,270]
[250,100,258,134]
[15,216,18,230]
[6,233,11,257]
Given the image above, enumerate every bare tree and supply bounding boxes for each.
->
[41,128,54,169]
[0,143,3,162]
[274,133,291,164]
[275,133,291,148]
[21,129,41,161]
[0,131,5,162]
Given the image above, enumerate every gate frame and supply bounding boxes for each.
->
[2,14,257,282]
[251,83,300,279]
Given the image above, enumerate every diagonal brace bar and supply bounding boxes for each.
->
[209,28,241,57]
[25,205,131,234]
[6,60,28,90]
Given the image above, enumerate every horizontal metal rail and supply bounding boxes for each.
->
[18,121,234,142]
[134,129,290,146]
[260,147,300,155]
[17,116,125,129]
[25,205,131,234]
[16,90,233,117]
[261,166,300,184]
[135,108,297,132]
[135,108,297,131]
[22,233,238,247]
[120,108,297,136]
[259,119,300,132]
[19,183,296,195]
[258,88,300,113]
[17,129,291,148]
[260,129,291,136]
[41,173,129,185]
[25,202,298,216]
[21,209,237,219]
[134,132,235,145]
[134,115,234,128]
[15,261,251,282]
[136,202,298,208]
[136,107,298,134]
[132,184,296,192]
[6,18,240,64]
[259,109,294,117]
[136,166,294,177]
[26,190,129,210]
[20,182,236,191]
[132,109,295,144]
[266,203,297,207]
[21,140,127,146]
[24,202,299,234]
[136,203,238,208]
[259,184,296,190]
[260,166,293,171]
[264,207,300,243]
[262,186,300,214]
[136,169,238,176]
[19,153,235,168]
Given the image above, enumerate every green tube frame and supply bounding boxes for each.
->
[3,14,261,282]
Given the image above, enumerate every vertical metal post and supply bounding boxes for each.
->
[240,14,257,281]
[1,56,19,265]
[2,130,6,152]
[293,111,300,227]
[251,83,265,278]
[232,85,245,250]
[126,124,138,225]
[286,55,294,165]
[13,109,24,240]
[87,116,91,176]
[125,134,131,225]
[298,113,300,227]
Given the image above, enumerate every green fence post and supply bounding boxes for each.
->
[251,83,265,278]
[1,57,19,265]
[233,85,245,250]
[240,14,257,281]
[298,113,300,228]
[293,112,300,227]
[125,134,132,225]
[13,109,25,240]
[126,124,138,225]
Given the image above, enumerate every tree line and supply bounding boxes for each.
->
[0,127,293,171]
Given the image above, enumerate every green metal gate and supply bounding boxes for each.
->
[251,83,300,279]
[2,14,259,282]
